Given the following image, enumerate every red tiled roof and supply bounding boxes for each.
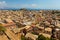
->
[2,22,16,27]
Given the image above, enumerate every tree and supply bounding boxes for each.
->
[0,24,11,40]
[40,21,46,32]
[21,35,33,40]
[37,34,46,40]
[37,34,55,40]
[50,27,56,40]
[0,26,6,32]
[46,37,50,40]
[50,37,56,40]
[52,10,55,14]
[0,24,6,35]
[26,37,33,40]
[16,22,26,28]
[23,28,27,35]
[21,35,26,40]
[41,22,46,33]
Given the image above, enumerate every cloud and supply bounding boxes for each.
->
[19,4,37,8]
[31,4,37,7]
[0,1,7,8]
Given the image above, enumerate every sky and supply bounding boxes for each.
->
[0,0,60,9]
